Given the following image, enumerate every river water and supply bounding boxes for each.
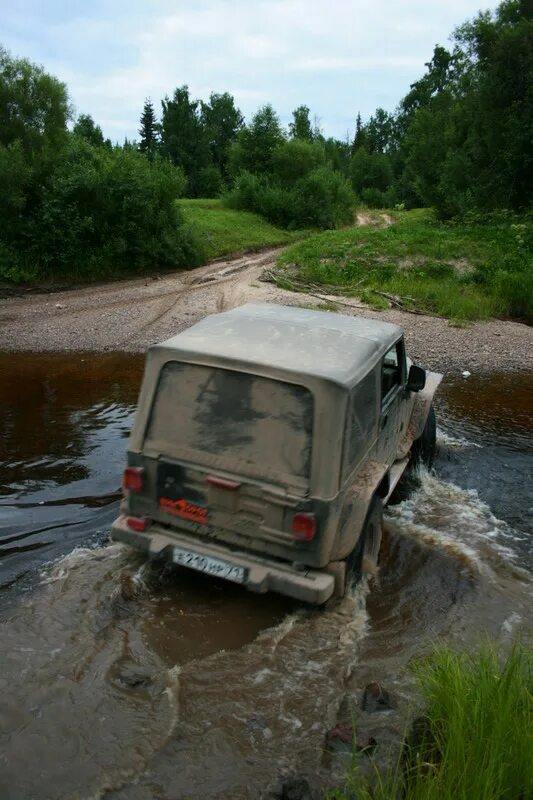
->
[0,353,532,799]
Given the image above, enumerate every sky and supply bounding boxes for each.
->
[1,0,495,144]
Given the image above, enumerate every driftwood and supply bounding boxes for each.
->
[304,292,369,310]
[261,267,427,316]
[373,290,423,315]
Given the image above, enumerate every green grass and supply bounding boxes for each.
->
[327,642,533,800]
[275,209,533,322]
[177,198,305,261]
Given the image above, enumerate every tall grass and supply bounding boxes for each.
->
[275,211,533,322]
[177,198,304,261]
[327,642,533,800]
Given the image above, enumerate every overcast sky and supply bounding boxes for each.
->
[1,0,494,143]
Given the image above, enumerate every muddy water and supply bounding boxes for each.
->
[0,354,532,799]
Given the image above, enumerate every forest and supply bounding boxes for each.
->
[0,0,531,297]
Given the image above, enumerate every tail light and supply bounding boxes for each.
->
[292,512,317,541]
[126,516,148,532]
[123,467,144,493]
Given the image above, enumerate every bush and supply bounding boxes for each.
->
[292,167,356,228]
[350,147,394,195]
[0,136,203,283]
[195,164,223,198]
[360,187,386,208]
[271,139,325,187]
[227,166,356,230]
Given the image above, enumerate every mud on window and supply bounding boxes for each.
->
[145,362,314,481]
[343,369,378,478]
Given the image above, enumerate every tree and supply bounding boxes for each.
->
[352,112,366,152]
[160,86,211,196]
[138,99,159,160]
[271,139,324,186]
[200,92,243,181]
[350,147,394,203]
[73,114,107,148]
[230,104,286,175]
[394,0,533,215]
[365,108,396,154]
[289,105,313,141]
[0,46,70,155]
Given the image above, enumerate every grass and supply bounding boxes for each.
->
[327,642,533,800]
[177,198,305,261]
[275,209,533,322]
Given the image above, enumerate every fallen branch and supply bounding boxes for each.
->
[305,292,369,310]
[373,290,423,315]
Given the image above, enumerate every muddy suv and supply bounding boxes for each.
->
[112,304,441,604]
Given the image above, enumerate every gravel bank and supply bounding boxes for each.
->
[0,248,531,376]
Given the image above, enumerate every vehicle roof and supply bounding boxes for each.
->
[152,303,403,387]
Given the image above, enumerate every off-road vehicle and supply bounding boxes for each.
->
[112,304,441,603]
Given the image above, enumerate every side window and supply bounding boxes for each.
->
[381,340,405,404]
[343,370,377,476]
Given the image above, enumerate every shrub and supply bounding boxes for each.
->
[292,167,356,228]
[271,139,325,187]
[226,171,294,227]
[195,164,223,198]
[227,166,356,230]
[360,187,386,208]
[0,136,203,283]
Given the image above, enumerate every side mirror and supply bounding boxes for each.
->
[407,364,426,392]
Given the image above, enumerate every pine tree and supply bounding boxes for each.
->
[138,99,159,159]
[352,112,366,152]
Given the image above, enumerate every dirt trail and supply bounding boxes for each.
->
[0,247,531,375]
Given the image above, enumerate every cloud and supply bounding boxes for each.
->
[0,0,496,142]
[290,56,425,72]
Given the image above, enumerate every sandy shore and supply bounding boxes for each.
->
[0,248,531,376]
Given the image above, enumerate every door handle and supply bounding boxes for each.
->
[381,415,388,430]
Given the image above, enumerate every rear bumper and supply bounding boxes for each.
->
[111,515,334,605]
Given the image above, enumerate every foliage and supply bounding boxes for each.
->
[289,105,314,141]
[292,168,356,229]
[399,1,532,216]
[0,45,70,155]
[0,133,198,284]
[177,198,303,260]
[326,642,533,800]
[200,92,243,181]
[229,104,286,176]
[351,148,394,195]
[227,165,356,231]
[138,99,159,160]
[347,1,532,217]
[196,164,224,198]
[160,85,211,197]
[271,139,325,186]
[73,114,110,148]
[275,209,533,321]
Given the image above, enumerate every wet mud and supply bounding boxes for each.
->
[0,354,531,798]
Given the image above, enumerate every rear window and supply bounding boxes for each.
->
[145,362,313,480]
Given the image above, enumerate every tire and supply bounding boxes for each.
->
[346,495,383,585]
[390,405,437,503]
[411,404,437,469]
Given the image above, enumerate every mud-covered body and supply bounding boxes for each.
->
[112,304,441,603]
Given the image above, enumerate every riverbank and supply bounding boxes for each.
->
[0,246,531,375]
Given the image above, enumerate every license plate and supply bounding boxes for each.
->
[172,547,247,584]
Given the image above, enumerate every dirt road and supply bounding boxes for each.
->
[0,247,531,374]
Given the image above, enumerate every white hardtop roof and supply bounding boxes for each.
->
[152,303,403,387]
